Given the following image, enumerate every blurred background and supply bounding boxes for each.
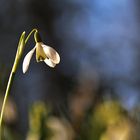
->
[0,0,140,139]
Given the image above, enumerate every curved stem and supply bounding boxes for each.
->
[0,28,38,139]
[25,28,38,44]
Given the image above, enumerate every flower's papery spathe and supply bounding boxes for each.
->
[42,44,60,64]
[22,47,36,73]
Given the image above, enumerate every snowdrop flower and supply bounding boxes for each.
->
[22,32,60,73]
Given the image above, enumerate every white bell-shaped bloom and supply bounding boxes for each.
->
[22,42,60,73]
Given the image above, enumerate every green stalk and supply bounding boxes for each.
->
[0,29,38,139]
[25,28,37,44]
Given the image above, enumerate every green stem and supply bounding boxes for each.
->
[25,28,37,44]
[0,71,15,138]
[0,28,38,139]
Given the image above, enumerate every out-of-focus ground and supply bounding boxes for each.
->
[0,0,140,139]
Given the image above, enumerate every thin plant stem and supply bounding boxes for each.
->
[0,69,15,139]
[0,29,38,139]
[25,28,37,44]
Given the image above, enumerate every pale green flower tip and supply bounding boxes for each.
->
[21,32,26,44]
[21,31,26,39]
[18,31,26,45]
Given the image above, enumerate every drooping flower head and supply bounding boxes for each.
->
[22,31,60,73]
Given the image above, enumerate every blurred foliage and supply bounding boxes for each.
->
[0,64,9,92]
[1,64,140,140]
[0,99,18,140]
[1,97,140,140]
[26,102,74,140]
[66,99,140,140]
[25,100,140,140]
[26,102,51,140]
[1,125,21,140]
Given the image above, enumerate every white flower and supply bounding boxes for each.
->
[22,42,60,73]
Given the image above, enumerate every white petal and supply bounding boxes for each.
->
[42,44,60,64]
[44,58,56,68]
[22,47,36,73]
